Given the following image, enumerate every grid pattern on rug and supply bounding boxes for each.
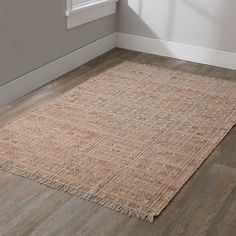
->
[0,62,236,223]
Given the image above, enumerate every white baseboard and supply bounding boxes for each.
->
[117,33,236,71]
[1,32,235,107]
[0,33,116,107]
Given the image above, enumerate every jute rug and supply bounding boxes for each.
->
[0,62,236,223]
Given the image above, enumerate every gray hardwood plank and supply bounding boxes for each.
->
[160,164,236,236]
[0,178,45,225]
[212,126,236,169]
[73,208,131,236]
[0,185,71,236]
[205,185,236,236]
[113,164,236,236]
[0,170,21,195]
[29,197,101,236]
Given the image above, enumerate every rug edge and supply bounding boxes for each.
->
[0,161,155,224]
[1,122,235,224]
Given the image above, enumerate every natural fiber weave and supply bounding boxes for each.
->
[0,62,235,223]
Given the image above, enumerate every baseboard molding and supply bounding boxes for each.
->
[117,33,236,71]
[1,32,235,107]
[0,33,116,107]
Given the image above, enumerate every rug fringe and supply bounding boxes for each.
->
[0,161,154,223]
[125,60,236,85]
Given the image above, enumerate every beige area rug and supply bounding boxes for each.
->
[0,62,236,223]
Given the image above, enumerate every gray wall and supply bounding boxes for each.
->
[0,0,115,87]
[117,0,236,52]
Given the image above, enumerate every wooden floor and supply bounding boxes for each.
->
[0,48,236,236]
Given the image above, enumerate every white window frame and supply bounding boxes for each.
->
[66,0,118,29]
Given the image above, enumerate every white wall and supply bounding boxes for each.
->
[0,0,116,87]
[1,0,235,88]
[117,0,236,53]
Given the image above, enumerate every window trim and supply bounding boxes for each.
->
[66,0,118,29]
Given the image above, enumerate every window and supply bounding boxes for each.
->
[72,0,100,8]
[66,0,118,29]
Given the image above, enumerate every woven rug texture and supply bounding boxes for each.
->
[0,62,236,223]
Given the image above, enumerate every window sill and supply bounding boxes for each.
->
[66,0,118,29]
